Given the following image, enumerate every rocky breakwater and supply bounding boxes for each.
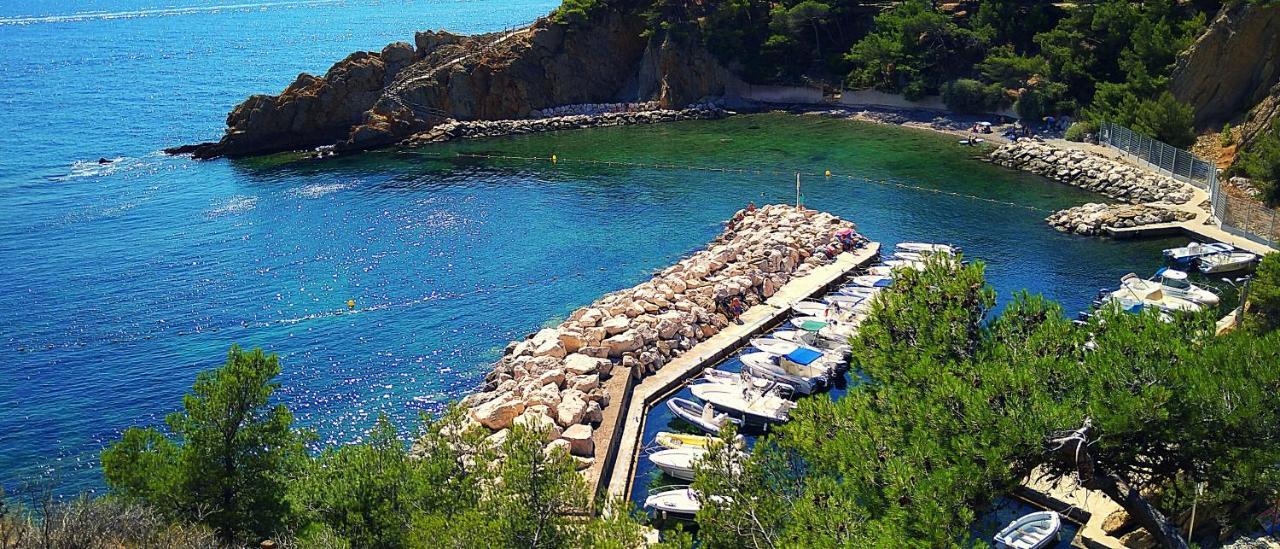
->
[456,205,859,468]
[990,141,1195,205]
[400,106,725,147]
[1047,203,1195,236]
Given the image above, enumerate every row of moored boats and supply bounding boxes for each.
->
[643,242,957,520]
[1091,241,1260,317]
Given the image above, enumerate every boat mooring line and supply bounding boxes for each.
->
[400,151,1052,213]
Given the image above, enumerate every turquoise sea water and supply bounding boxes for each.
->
[1,1,1184,495]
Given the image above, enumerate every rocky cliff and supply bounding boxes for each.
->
[170,12,736,159]
[1170,3,1280,132]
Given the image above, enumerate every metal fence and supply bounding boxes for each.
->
[1098,122,1278,248]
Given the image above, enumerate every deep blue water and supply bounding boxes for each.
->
[0,0,1188,496]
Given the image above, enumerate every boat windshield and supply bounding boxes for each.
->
[1162,276,1191,290]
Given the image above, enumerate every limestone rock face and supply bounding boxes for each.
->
[1170,3,1280,129]
[172,10,738,159]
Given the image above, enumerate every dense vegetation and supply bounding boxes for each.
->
[693,257,1280,547]
[92,346,652,547]
[1236,123,1280,204]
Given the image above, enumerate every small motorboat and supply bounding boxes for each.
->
[790,300,833,317]
[1163,241,1232,265]
[667,398,742,435]
[750,338,843,370]
[648,447,707,481]
[702,368,771,388]
[1197,250,1259,274]
[994,510,1061,549]
[1107,275,1203,313]
[690,382,796,424]
[654,431,745,450]
[741,350,832,395]
[846,275,893,288]
[867,265,895,276]
[824,294,872,311]
[877,259,926,272]
[896,242,957,255]
[772,329,850,356]
[834,284,882,298]
[644,486,701,519]
[790,316,829,332]
[1152,268,1219,306]
[820,323,857,343]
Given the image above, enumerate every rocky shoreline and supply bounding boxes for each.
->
[1046,203,1196,236]
[455,204,861,467]
[399,106,727,147]
[989,141,1195,205]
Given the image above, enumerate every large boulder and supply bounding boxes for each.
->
[561,424,595,457]
[470,396,525,430]
[563,353,607,376]
[601,316,630,335]
[556,389,590,427]
[604,330,644,357]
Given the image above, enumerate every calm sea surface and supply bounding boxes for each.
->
[0,1,1182,494]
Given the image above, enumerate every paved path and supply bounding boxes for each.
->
[595,244,881,501]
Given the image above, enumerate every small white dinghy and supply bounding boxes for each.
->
[835,284,882,298]
[648,447,706,481]
[644,486,701,518]
[1198,251,1259,274]
[667,398,742,435]
[896,242,956,255]
[994,510,1061,549]
[790,300,833,318]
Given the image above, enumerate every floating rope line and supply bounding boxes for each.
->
[399,151,1052,213]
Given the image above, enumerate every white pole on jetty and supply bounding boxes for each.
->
[795,173,801,208]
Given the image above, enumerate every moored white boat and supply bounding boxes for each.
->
[667,398,742,435]
[790,300,834,318]
[702,368,781,391]
[847,275,893,288]
[772,329,850,356]
[740,350,832,394]
[1152,268,1219,306]
[896,242,956,255]
[994,510,1061,549]
[648,447,706,481]
[1107,274,1203,313]
[644,486,701,518]
[879,259,926,271]
[654,431,745,450]
[1197,251,1259,274]
[1163,241,1232,265]
[690,381,796,423]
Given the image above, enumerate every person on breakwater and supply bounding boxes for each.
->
[728,296,745,325]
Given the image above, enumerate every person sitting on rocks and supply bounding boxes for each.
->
[746,201,757,212]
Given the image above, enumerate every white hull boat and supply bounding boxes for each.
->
[824,294,872,311]
[790,316,829,332]
[1108,274,1203,313]
[847,275,893,288]
[896,242,956,255]
[648,447,706,481]
[702,368,783,392]
[820,323,857,343]
[749,339,843,371]
[644,486,701,518]
[1163,241,1232,265]
[1198,251,1259,274]
[790,300,834,318]
[667,397,741,435]
[690,382,796,423]
[1152,268,1219,306]
[878,259,925,272]
[740,350,832,394]
[654,431,745,451]
[994,510,1061,549]
[772,329,850,356]
[835,285,882,298]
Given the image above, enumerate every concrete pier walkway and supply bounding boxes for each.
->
[590,243,880,501]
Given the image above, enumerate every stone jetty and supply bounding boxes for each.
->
[1046,203,1196,236]
[399,106,725,147]
[457,204,862,467]
[989,141,1194,205]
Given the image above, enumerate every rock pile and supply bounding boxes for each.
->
[989,141,1195,205]
[1046,203,1195,236]
[400,106,726,147]
[457,204,860,467]
[533,101,662,118]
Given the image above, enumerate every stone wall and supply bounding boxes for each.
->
[456,205,861,467]
[989,141,1195,205]
[1047,203,1195,236]
[400,106,725,147]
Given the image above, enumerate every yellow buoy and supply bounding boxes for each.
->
[346,299,356,310]
[824,170,832,177]
[551,154,558,164]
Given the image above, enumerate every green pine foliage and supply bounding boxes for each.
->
[101,345,309,544]
[1249,253,1280,332]
[692,258,1280,546]
[1237,124,1280,204]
